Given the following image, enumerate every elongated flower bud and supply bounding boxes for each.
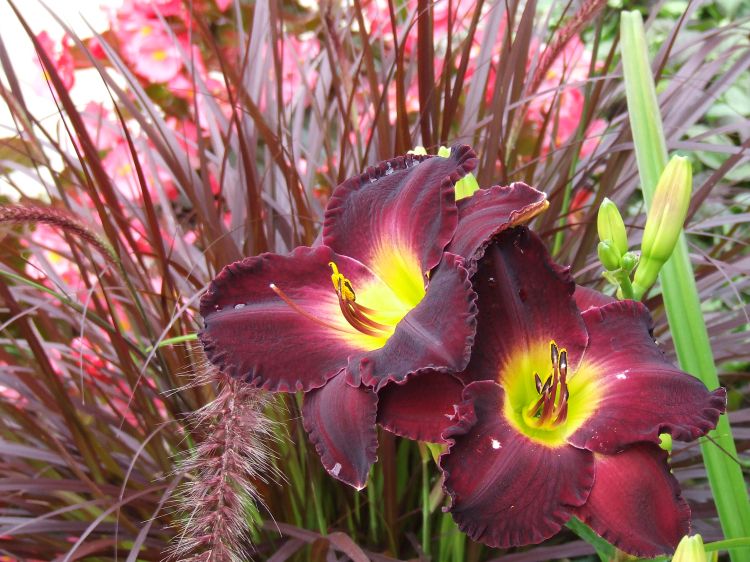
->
[672,535,707,562]
[633,156,692,299]
[597,198,629,256]
[597,240,621,271]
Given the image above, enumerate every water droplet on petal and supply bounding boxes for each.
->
[491,439,502,450]
[384,162,394,175]
[234,303,246,310]
[331,462,342,476]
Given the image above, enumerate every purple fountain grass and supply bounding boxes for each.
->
[169,366,280,562]
[0,204,117,266]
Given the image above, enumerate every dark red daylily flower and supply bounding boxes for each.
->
[200,146,548,488]
[437,227,726,557]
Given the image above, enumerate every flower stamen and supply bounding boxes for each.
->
[528,342,570,428]
[328,262,392,338]
[269,283,352,334]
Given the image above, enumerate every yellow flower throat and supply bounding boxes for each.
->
[328,262,391,338]
[503,340,601,447]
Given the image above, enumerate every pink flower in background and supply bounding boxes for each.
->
[280,35,320,105]
[113,8,184,83]
[580,118,606,158]
[102,141,178,201]
[166,116,200,165]
[81,102,121,151]
[24,224,99,303]
[34,31,75,90]
[526,36,603,157]
[216,0,232,12]
[127,0,184,18]
[166,45,223,101]
[129,29,184,83]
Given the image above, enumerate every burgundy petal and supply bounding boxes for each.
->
[441,381,594,548]
[575,444,690,557]
[574,285,615,312]
[568,300,726,454]
[323,145,477,274]
[446,183,548,274]
[458,227,588,385]
[377,371,464,442]
[302,374,378,489]
[200,246,379,392]
[347,252,477,390]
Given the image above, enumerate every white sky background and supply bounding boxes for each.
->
[0,0,121,199]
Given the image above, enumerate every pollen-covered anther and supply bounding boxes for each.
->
[328,262,391,338]
[528,342,570,428]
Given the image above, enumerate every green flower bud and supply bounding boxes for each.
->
[455,172,480,200]
[597,198,629,257]
[597,241,621,271]
[672,535,707,562]
[409,145,480,200]
[633,156,692,300]
[621,251,638,273]
[658,432,672,452]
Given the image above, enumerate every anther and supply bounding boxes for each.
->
[540,375,552,394]
[534,372,542,393]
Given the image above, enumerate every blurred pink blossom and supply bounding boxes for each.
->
[102,141,178,201]
[126,0,184,18]
[33,31,75,91]
[113,8,184,83]
[81,102,121,151]
[524,36,604,157]
[216,0,232,12]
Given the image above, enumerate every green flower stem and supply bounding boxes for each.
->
[419,442,432,558]
[613,269,634,300]
[143,333,198,353]
[566,517,615,562]
[621,11,750,561]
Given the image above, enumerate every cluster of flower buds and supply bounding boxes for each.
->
[596,197,638,299]
[596,155,692,301]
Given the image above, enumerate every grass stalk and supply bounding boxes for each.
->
[620,11,750,560]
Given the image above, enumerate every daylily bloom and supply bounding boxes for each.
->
[438,227,726,556]
[200,146,548,488]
